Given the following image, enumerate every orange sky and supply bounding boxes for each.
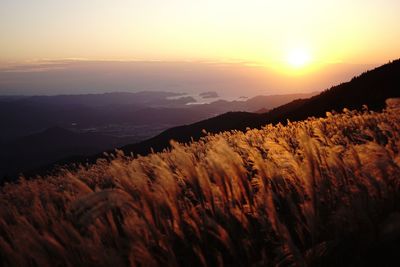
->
[0,1,399,95]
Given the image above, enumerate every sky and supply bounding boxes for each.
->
[0,0,399,96]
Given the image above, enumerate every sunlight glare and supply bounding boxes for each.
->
[286,48,312,68]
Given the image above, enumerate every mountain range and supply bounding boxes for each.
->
[119,59,400,156]
[12,59,400,181]
[0,91,315,181]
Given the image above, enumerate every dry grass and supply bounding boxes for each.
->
[1,101,400,266]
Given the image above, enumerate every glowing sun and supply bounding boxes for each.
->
[286,48,311,68]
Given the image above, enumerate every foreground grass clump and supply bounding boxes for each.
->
[1,102,400,267]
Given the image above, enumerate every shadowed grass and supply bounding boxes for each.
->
[1,100,400,266]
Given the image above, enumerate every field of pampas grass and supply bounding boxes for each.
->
[1,99,400,267]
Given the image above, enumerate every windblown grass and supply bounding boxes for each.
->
[1,100,400,266]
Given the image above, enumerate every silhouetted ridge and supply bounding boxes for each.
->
[21,59,400,177]
[120,59,400,155]
[121,112,261,156]
[0,91,316,180]
[2,104,400,266]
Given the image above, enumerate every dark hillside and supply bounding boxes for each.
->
[19,59,400,178]
[121,59,400,156]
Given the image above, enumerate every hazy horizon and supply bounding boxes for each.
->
[0,59,379,97]
[2,2,400,265]
[1,1,399,97]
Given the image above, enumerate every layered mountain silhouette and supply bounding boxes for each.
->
[0,91,315,180]
[0,91,314,143]
[4,59,400,180]
[119,59,400,156]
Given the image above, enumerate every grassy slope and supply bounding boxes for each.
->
[23,59,400,178]
[1,102,400,266]
[120,59,400,156]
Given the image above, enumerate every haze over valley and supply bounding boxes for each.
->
[1,0,400,266]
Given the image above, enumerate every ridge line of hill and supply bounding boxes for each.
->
[17,59,400,179]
